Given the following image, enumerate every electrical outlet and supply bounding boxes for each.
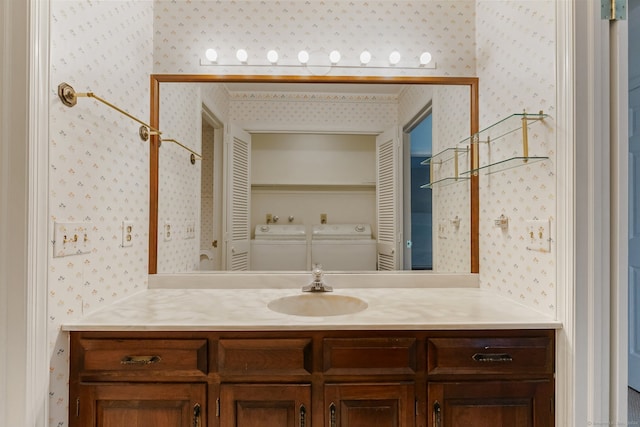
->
[122,221,133,247]
[320,213,327,224]
[163,221,172,241]
[53,222,92,257]
[526,219,551,253]
[266,213,273,224]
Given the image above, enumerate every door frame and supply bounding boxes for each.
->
[611,10,630,425]
[567,0,629,425]
[1,0,50,426]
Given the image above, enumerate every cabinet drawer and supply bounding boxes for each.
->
[427,336,553,377]
[218,338,312,376]
[323,337,417,375]
[77,338,208,376]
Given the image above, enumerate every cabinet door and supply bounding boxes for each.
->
[324,382,415,427]
[219,384,311,427]
[75,383,206,427]
[428,381,554,427]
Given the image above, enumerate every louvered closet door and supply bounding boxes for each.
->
[376,127,400,270]
[224,125,251,270]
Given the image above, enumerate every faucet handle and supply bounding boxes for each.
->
[302,264,332,292]
[312,264,323,281]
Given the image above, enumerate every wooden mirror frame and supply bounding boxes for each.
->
[148,74,479,274]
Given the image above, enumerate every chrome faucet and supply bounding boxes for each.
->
[302,264,333,292]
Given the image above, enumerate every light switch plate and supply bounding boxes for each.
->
[525,219,551,253]
[184,220,196,239]
[53,222,92,257]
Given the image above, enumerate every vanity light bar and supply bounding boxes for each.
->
[200,49,436,70]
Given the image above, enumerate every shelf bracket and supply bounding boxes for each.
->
[522,114,529,160]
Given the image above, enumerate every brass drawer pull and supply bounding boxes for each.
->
[433,401,441,427]
[472,352,513,362]
[193,403,201,427]
[299,404,306,427]
[329,402,336,427]
[120,355,162,365]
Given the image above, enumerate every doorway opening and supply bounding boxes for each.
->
[403,104,433,270]
[199,105,223,270]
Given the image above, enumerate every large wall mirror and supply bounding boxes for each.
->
[149,75,479,275]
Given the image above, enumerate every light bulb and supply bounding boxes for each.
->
[205,48,218,62]
[389,50,401,65]
[298,50,309,64]
[236,49,248,63]
[359,50,371,65]
[267,50,279,64]
[329,50,341,64]
[419,51,432,66]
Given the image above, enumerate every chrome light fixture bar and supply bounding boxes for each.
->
[199,48,436,71]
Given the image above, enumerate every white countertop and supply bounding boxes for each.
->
[62,281,561,331]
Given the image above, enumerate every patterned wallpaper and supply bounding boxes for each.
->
[432,86,472,272]
[229,91,397,132]
[476,0,556,314]
[157,83,202,272]
[48,1,154,426]
[153,0,476,76]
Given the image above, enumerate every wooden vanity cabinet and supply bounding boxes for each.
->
[219,384,311,427]
[427,381,553,427]
[426,333,555,427]
[69,333,209,427]
[69,329,554,427]
[75,382,206,427]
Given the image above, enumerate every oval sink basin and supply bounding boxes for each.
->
[267,294,368,317]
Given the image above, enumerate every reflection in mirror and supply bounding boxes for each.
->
[151,77,477,274]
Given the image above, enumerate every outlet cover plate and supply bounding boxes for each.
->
[122,221,133,247]
[163,221,172,241]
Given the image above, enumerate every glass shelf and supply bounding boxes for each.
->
[459,112,548,146]
[420,176,470,189]
[421,147,468,166]
[463,156,549,176]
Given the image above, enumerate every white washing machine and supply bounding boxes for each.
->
[311,224,376,271]
[250,224,308,271]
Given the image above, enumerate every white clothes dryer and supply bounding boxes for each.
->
[310,223,376,271]
[250,224,308,271]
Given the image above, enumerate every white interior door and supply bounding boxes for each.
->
[376,127,401,270]
[629,84,640,390]
[223,125,251,270]
[629,0,640,392]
